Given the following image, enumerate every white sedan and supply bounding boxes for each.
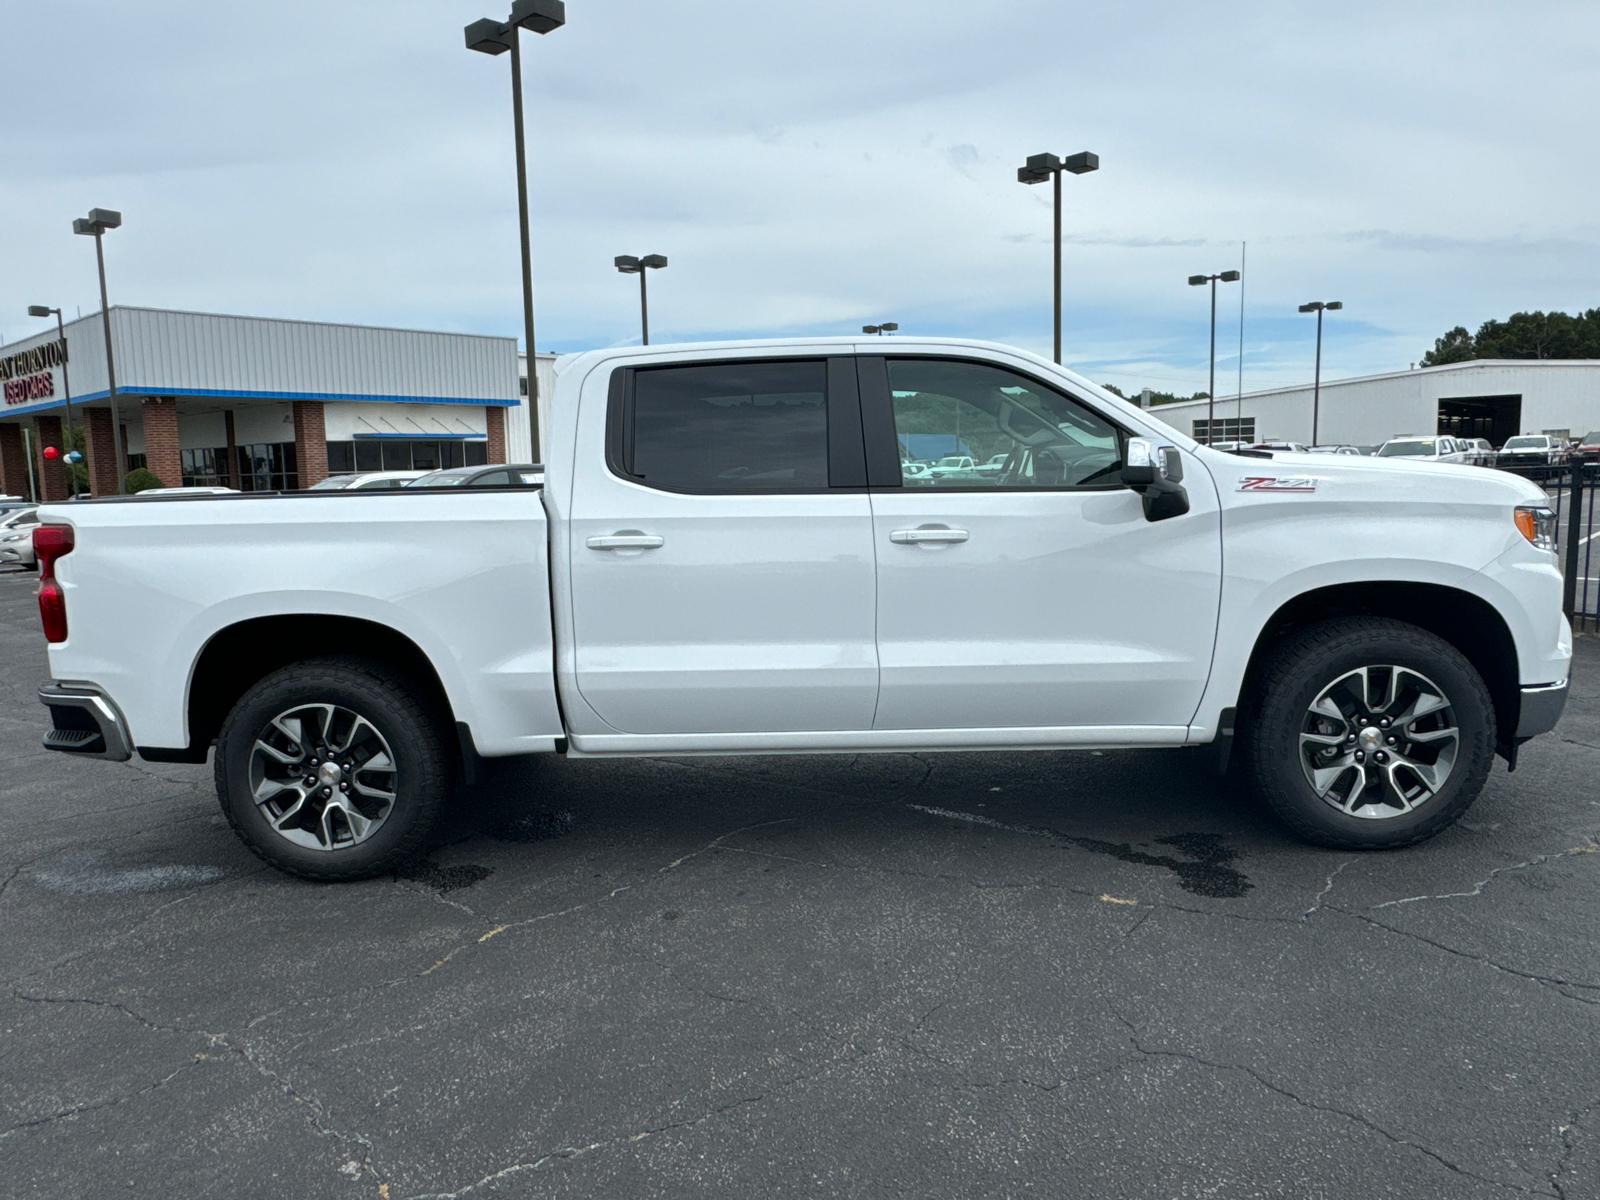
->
[0,506,41,570]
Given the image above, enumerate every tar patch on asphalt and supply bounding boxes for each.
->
[486,811,577,843]
[907,805,1254,898]
[398,861,495,893]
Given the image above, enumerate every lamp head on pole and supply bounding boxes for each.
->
[1061,150,1099,175]
[73,208,121,236]
[27,305,52,318]
[639,254,668,270]
[464,17,512,54]
[614,255,641,273]
[1188,275,1208,286]
[510,0,565,33]
[1016,152,1057,185]
[1326,301,1343,310]
[1219,270,1240,282]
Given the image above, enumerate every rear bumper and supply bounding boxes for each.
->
[38,680,134,762]
[1517,680,1569,739]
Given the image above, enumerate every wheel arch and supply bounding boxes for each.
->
[154,615,458,764]
[1236,582,1520,753]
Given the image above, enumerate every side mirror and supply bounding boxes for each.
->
[1121,437,1190,522]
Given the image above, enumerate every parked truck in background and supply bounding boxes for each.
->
[31,337,1570,880]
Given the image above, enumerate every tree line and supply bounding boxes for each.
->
[1422,308,1600,366]
[1098,383,1209,407]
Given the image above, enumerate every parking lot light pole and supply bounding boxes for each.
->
[862,323,898,336]
[1017,150,1099,364]
[466,0,565,463]
[25,305,78,497]
[1298,301,1343,446]
[1188,270,1241,443]
[614,255,667,345]
[72,209,126,494]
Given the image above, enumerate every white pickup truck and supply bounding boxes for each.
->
[32,338,1570,880]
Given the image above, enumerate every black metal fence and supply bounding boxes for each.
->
[1505,463,1598,633]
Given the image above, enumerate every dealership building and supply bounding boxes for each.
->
[1144,359,1600,448]
[0,306,554,499]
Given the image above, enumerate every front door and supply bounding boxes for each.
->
[861,354,1223,733]
[567,356,879,736]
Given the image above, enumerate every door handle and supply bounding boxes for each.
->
[586,533,665,550]
[889,527,969,544]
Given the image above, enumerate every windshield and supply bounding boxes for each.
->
[410,470,475,487]
[1584,432,1600,444]
[1503,436,1545,449]
[1379,440,1436,456]
[307,475,357,490]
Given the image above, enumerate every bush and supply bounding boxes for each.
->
[122,467,165,494]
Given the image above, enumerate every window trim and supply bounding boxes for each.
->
[857,353,1134,493]
[603,356,869,496]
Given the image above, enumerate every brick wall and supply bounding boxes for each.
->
[141,398,181,489]
[0,425,28,499]
[32,415,68,501]
[84,409,119,496]
[292,401,327,488]
[486,405,506,465]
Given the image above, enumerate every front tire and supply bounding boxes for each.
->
[214,656,449,881]
[1243,617,1495,849]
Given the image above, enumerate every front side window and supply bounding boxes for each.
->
[886,359,1123,488]
[622,360,830,493]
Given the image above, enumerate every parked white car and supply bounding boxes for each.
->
[31,336,1569,880]
[928,454,978,478]
[307,471,428,491]
[0,505,40,569]
[1376,436,1472,464]
[1497,435,1566,468]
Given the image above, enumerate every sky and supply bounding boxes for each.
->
[4,0,1598,396]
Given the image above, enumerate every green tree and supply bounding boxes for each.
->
[1422,307,1600,365]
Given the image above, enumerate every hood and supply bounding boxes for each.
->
[1194,446,1548,507]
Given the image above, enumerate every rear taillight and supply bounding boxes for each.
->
[33,524,74,644]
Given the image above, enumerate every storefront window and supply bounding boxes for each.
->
[181,448,231,487]
[237,442,298,491]
[333,439,486,473]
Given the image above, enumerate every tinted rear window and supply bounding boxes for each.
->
[628,360,829,492]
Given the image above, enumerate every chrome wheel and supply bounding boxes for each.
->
[248,703,398,851]
[1298,665,1460,820]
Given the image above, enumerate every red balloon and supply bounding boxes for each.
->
[42,446,59,460]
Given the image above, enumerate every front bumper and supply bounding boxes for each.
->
[1517,680,1569,739]
[38,681,133,761]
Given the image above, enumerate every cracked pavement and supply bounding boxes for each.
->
[1,569,1596,1199]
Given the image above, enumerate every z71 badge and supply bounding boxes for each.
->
[1237,476,1317,492]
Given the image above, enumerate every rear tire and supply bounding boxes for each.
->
[1242,617,1495,849]
[214,656,449,881]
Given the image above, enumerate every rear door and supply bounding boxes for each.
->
[860,354,1223,733]
[566,356,879,735]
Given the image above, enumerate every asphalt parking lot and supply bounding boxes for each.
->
[3,568,1597,1200]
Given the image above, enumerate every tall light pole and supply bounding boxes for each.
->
[72,208,126,494]
[614,255,667,345]
[862,323,898,336]
[1017,150,1099,364]
[1188,270,1241,444]
[466,0,565,463]
[25,305,78,497]
[1298,300,1342,446]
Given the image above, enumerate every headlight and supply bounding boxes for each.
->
[1514,505,1558,552]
